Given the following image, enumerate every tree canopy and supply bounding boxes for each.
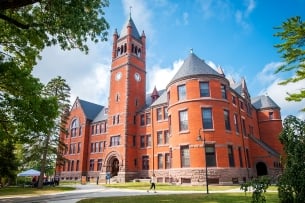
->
[0,0,110,185]
[278,115,305,203]
[0,0,110,69]
[274,16,305,110]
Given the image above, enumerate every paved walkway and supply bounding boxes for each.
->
[0,183,247,203]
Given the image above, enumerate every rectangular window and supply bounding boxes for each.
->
[157,131,163,145]
[200,82,210,97]
[164,107,168,119]
[95,142,99,153]
[240,101,244,110]
[71,160,74,171]
[97,159,102,171]
[140,114,145,126]
[79,126,82,136]
[146,113,151,124]
[221,84,227,99]
[202,108,213,129]
[179,110,188,131]
[147,134,152,147]
[206,144,216,167]
[249,125,254,136]
[90,143,94,153]
[95,124,99,134]
[157,108,162,121]
[165,153,171,169]
[140,135,145,148]
[110,135,120,146]
[77,142,81,153]
[158,154,163,169]
[89,159,94,171]
[238,147,243,167]
[76,160,79,171]
[178,84,186,100]
[99,141,103,152]
[180,145,190,168]
[242,118,246,136]
[246,148,251,167]
[91,125,94,135]
[228,145,235,167]
[232,95,236,105]
[133,135,136,147]
[142,156,149,170]
[116,115,120,124]
[234,114,239,133]
[164,130,169,144]
[224,110,231,131]
[269,111,274,119]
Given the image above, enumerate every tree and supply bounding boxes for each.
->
[274,16,305,111]
[0,0,109,69]
[36,76,70,189]
[0,58,58,184]
[278,115,305,203]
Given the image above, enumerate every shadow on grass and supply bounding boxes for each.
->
[78,193,279,203]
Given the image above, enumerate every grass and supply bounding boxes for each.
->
[104,182,240,191]
[78,193,279,203]
[0,186,75,196]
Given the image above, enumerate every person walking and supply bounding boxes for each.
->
[147,174,156,193]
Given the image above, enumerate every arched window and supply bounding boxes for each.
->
[71,118,79,137]
[124,43,127,53]
[120,45,123,54]
[138,48,141,57]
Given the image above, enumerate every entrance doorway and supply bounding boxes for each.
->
[256,162,268,176]
[107,157,120,177]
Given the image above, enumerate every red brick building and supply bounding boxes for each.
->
[57,16,283,185]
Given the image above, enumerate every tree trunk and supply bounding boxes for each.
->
[37,134,51,189]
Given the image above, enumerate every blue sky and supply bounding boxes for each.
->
[33,0,305,119]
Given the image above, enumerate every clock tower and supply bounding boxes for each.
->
[106,15,146,180]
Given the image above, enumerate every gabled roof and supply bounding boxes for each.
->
[119,17,141,39]
[78,99,103,121]
[251,95,280,110]
[169,52,222,85]
[92,106,108,123]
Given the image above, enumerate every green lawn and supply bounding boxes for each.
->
[0,186,75,196]
[78,193,279,203]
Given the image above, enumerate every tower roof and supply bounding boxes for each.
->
[169,52,222,84]
[251,95,280,110]
[119,17,141,39]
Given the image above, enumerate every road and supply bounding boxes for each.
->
[0,183,214,203]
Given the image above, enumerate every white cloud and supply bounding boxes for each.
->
[147,59,183,92]
[33,41,112,105]
[256,62,284,85]
[259,78,305,119]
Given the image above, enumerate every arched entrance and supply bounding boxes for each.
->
[256,162,268,176]
[106,156,120,177]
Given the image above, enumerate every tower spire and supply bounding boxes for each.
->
[129,6,132,19]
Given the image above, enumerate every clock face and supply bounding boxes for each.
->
[115,72,122,81]
[134,73,141,82]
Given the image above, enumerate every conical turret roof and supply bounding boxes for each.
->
[169,52,222,84]
[119,17,141,39]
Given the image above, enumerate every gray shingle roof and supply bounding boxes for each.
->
[169,53,222,85]
[119,17,141,39]
[251,95,280,110]
[151,89,167,107]
[78,99,103,121]
[92,107,108,123]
